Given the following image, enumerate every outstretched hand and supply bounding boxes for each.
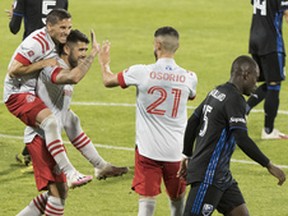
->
[90,30,100,58]
[267,162,286,186]
[98,40,111,67]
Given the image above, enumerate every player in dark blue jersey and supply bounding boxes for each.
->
[178,56,286,216]
[8,0,68,39]
[247,0,288,139]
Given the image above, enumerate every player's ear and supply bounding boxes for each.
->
[63,44,70,55]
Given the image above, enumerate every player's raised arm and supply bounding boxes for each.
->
[53,29,100,84]
[98,40,120,87]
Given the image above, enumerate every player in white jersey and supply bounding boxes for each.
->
[25,29,128,180]
[3,9,92,190]
[98,26,198,216]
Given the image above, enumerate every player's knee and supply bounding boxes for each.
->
[40,114,59,131]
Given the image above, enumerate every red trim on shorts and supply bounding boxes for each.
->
[51,67,63,83]
[117,72,127,88]
[15,53,31,66]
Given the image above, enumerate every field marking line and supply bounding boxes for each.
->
[1,100,288,114]
[70,101,288,115]
[1,133,288,169]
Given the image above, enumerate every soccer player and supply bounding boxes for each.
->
[178,56,286,216]
[7,0,68,39]
[98,26,198,216]
[24,29,129,181]
[246,0,288,139]
[3,9,92,188]
[16,29,98,216]
[6,0,68,166]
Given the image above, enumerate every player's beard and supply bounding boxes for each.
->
[68,54,78,68]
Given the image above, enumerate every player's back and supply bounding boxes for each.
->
[130,58,197,162]
[249,0,286,55]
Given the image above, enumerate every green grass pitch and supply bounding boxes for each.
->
[0,0,288,215]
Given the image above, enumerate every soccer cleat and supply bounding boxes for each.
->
[95,163,129,180]
[261,128,288,140]
[15,153,32,166]
[67,171,93,189]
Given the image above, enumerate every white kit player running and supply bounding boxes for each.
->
[3,9,92,188]
[98,26,198,216]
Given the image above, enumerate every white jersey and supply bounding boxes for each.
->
[24,58,72,143]
[118,58,197,161]
[3,27,57,102]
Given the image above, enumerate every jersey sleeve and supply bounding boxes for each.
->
[40,66,63,84]
[187,71,198,100]
[9,0,24,34]
[117,65,145,89]
[224,94,247,131]
[14,33,48,65]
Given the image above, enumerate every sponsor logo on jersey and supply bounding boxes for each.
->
[26,94,36,103]
[202,203,214,216]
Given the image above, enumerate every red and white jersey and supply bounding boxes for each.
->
[118,58,197,161]
[3,27,57,102]
[24,58,72,143]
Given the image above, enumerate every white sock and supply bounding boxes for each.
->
[138,197,156,216]
[44,196,65,216]
[170,195,185,216]
[17,192,48,216]
[63,110,107,169]
[40,115,75,177]
[71,132,107,169]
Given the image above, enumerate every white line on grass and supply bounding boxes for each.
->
[70,101,288,115]
[2,100,288,114]
[1,133,288,169]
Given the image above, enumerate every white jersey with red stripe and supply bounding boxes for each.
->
[118,58,197,161]
[24,58,73,143]
[3,27,57,102]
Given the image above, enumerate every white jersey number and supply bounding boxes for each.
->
[253,0,267,16]
[199,105,213,137]
[42,0,57,24]
[146,86,181,118]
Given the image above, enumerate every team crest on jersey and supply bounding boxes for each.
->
[27,50,35,57]
[26,94,36,103]
[202,203,214,216]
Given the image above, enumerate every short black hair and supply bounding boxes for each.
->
[46,8,71,25]
[154,26,179,39]
[230,55,258,76]
[67,29,89,44]
[58,29,89,55]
